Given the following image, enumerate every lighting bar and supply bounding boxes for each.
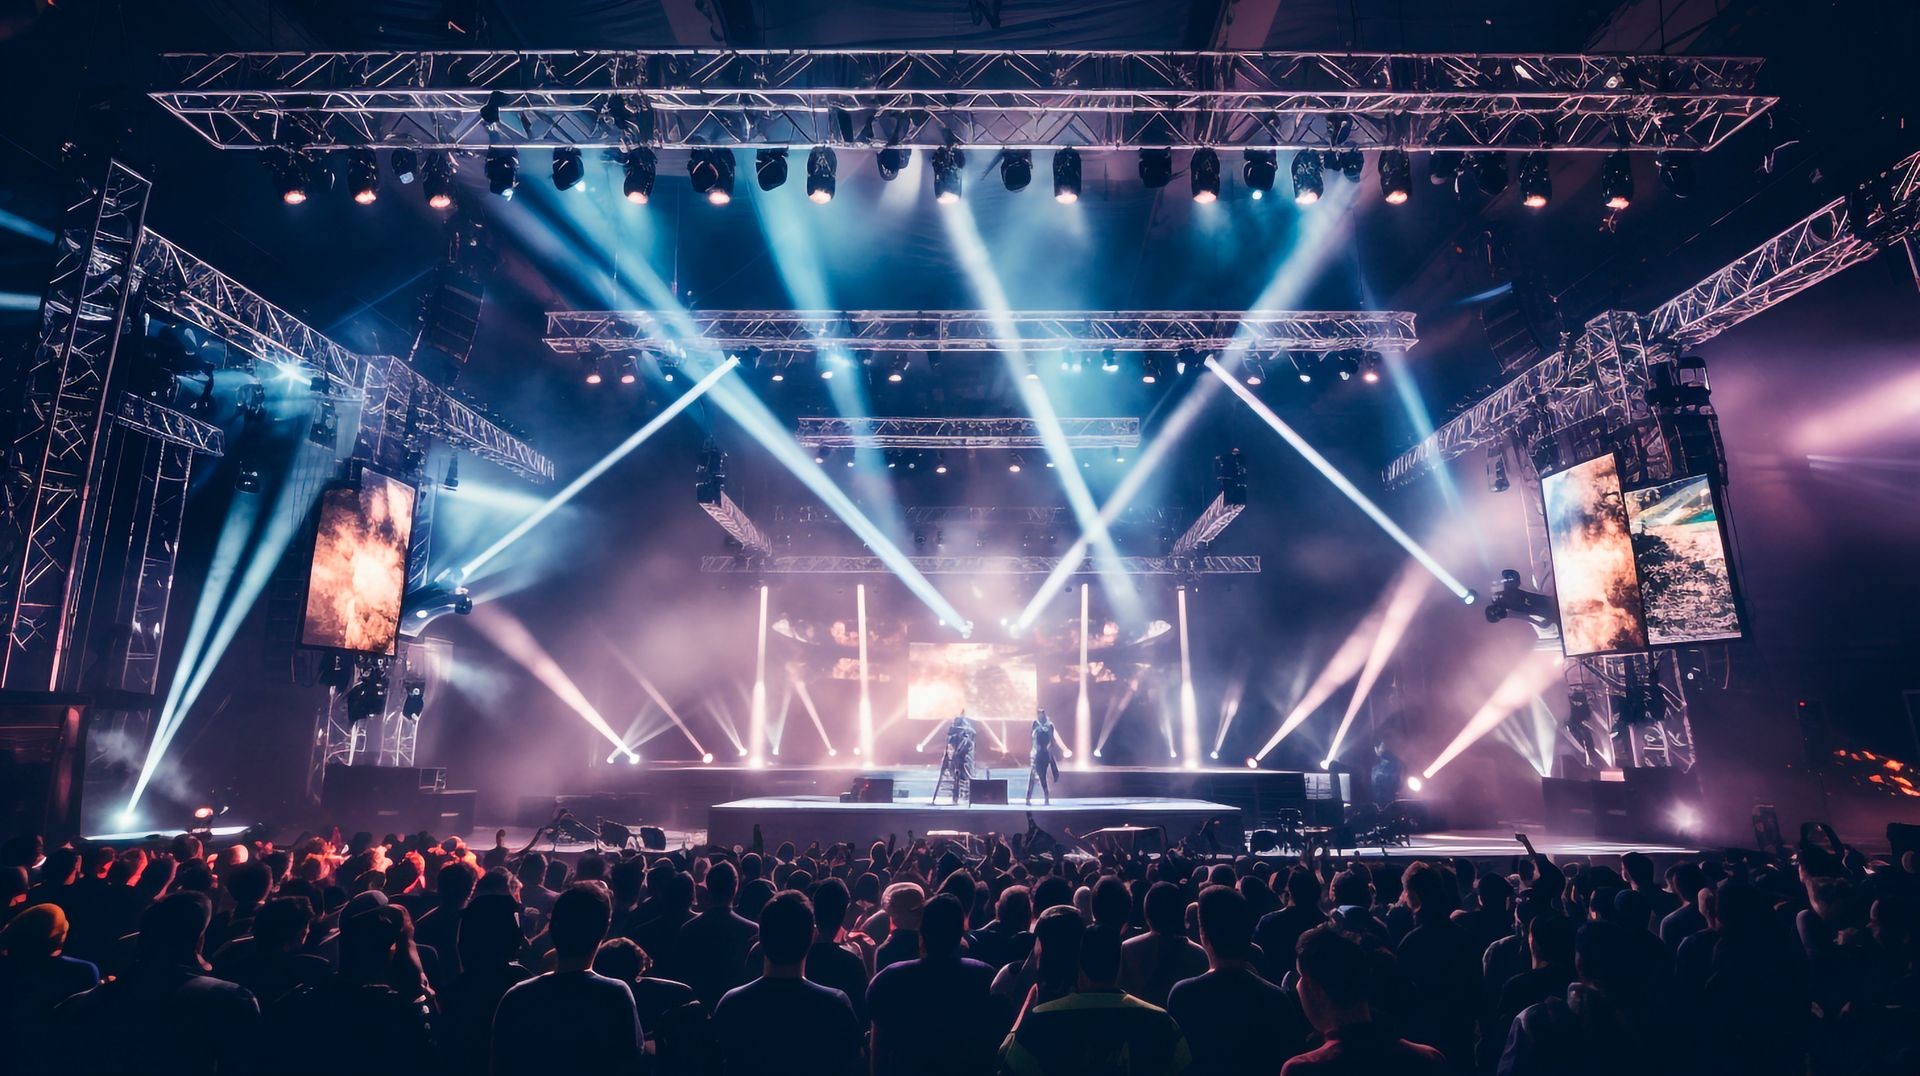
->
[797,416,1139,450]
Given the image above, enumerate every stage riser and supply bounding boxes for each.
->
[708,798,1242,852]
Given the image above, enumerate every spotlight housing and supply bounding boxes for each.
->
[484,148,519,198]
[931,145,966,204]
[1378,149,1411,204]
[877,146,912,181]
[1053,148,1082,203]
[1429,150,1463,187]
[1141,352,1164,385]
[806,145,837,203]
[1100,348,1119,373]
[1360,351,1382,383]
[550,147,584,191]
[1334,349,1360,381]
[1602,150,1633,210]
[1290,150,1323,205]
[390,148,419,185]
[271,155,310,205]
[1242,150,1277,198]
[348,150,380,205]
[1138,148,1173,189]
[755,148,789,191]
[1656,151,1694,198]
[1189,147,1220,203]
[1331,148,1364,182]
[1473,153,1509,197]
[690,148,736,205]
[623,147,657,204]
[423,154,456,210]
[1519,152,1552,208]
[1000,149,1033,192]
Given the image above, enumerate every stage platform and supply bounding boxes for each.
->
[706,795,1237,850]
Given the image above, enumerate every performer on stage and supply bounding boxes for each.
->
[935,712,976,805]
[1369,741,1405,803]
[1027,708,1060,805]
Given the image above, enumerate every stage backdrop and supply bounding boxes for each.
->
[1542,453,1648,657]
[301,471,415,655]
[907,642,1038,725]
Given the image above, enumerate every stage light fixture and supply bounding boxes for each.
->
[690,148,736,205]
[484,149,519,198]
[1291,150,1323,205]
[1429,150,1463,187]
[1053,148,1082,203]
[1334,349,1360,381]
[1242,150,1277,198]
[1190,147,1220,203]
[423,154,456,210]
[1008,454,1024,473]
[479,90,504,128]
[390,148,419,185]
[623,148,657,204]
[1360,352,1382,383]
[1293,353,1315,383]
[401,679,426,718]
[1024,355,1041,380]
[1379,149,1411,204]
[934,453,948,474]
[1657,151,1694,198]
[235,459,262,493]
[348,150,380,204]
[1603,150,1633,210]
[270,155,309,205]
[877,146,912,180]
[1100,348,1120,373]
[658,358,678,383]
[1244,360,1264,386]
[1406,776,1424,792]
[551,147,584,191]
[755,148,789,191]
[1519,152,1552,207]
[616,353,639,384]
[309,400,337,446]
[886,355,908,383]
[582,355,604,384]
[932,146,966,204]
[1001,149,1033,192]
[1473,153,1509,196]
[806,146,837,203]
[1141,353,1164,385]
[1332,148,1364,182]
[443,457,460,490]
[1138,148,1173,189]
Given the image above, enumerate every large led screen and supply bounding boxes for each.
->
[301,471,416,655]
[1542,453,1648,657]
[1625,475,1742,645]
[907,642,1038,725]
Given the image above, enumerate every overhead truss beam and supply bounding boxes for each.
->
[698,490,773,554]
[701,554,1260,575]
[797,416,1139,450]
[547,310,1417,357]
[153,50,1772,152]
[1385,148,1920,486]
[1170,492,1246,554]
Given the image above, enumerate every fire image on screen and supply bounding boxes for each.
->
[908,643,1039,724]
[1542,453,1648,656]
[1626,475,1742,645]
[301,472,415,654]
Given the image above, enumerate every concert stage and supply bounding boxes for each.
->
[707,795,1236,850]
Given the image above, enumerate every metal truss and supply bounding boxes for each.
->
[1386,148,1920,486]
[546,310,1417,357]
[152,50,1773,153]
[775,504,1192,527]
[797,416,1139,450]
[1565,651,1695,772]
[1,163,151,691]
[140,233,554,482]
[701,554,1260,575]
[1170,492,1246,555]
[108,437,197,697]
[699,490,773,554]
[113,394,226,456]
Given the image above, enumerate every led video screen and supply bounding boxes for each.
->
[907,642,1038,725]
[1542,453,1648,657]
[1625,475,1742,645]
[301,471,416,655]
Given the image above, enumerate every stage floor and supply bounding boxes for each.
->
[707,794,1239,849]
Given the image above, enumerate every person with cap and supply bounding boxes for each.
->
[873,881,926,972]
[1,903,101,1075]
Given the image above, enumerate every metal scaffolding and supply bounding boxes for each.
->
[701,554,1260,575]
[1169,493,1247,555]
[152,50,1773,152]
[698,490,773,554]
[797,416,1139,450]
[547,309,1417,358]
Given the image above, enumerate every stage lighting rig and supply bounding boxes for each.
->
[877,145,912,180]
[806,146,836,203]
[1139,149,1173,189]
[1481,569,1559,638]
[1100,348,1120,373]
[1053,148,1082,203]
[1473,153,1510,196]
[479,90,504,128]
[623,147,657,204]
[755,148,789,191]
[1001,149,1032,192]
[270,153,311,205]
[310,399,337,446]
[615,353,638,384]
[551,147,584,191]
[401,680,426,719]
[1141,352,1164,384]
[1190,148,1220,203]
[690,148,736,204]
[1330,148,1364,183]
[1657,151,1694,198]
[1429,151,1463,188]
[1379,150,1412,204]
[1292,353,1315,383]
[1485,446,1509,492]
[1359,352,1382,383]
[391,148,419,184]
[1333,349,1360,381]
[484,149,519,198]
[1242,150,1277,198]
[348,150,380,204]
[1519,152,1552,208]
[932,146,966,203]
[1603,150,1634,209]
[1291,151,1323,205]
[320,652,353,689]
[423,153,456,209]
[347,669,389,724]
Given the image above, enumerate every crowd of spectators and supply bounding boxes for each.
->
[1,820,1916,1075]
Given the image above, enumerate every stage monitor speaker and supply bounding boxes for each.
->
[639,825,667,851]
[971,779,1008,805]
[853,776,893,804]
